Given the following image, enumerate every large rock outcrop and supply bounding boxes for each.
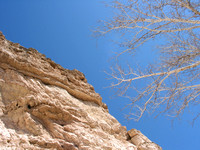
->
[0,31,162,150]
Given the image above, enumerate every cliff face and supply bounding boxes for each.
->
[0,32,161,150]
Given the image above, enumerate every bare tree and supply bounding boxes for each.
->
[96,0,200,122]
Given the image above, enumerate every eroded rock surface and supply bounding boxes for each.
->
[0,32,161,150]
[127,129,162,150]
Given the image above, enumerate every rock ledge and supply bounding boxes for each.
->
[0,32,161,150]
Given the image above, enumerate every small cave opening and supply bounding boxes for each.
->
[27,104,31,109]
[60,123,65,127]
[74,144,78,148]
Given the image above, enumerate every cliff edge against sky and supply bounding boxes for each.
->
[0,31,161,150]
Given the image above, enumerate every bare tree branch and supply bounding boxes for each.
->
[96,0,200,122]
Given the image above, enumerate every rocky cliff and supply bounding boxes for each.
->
[0,31,161,150]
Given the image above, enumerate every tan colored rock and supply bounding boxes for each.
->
[0,31,103,108]
[0,31,161,150]
[128,129,162,150]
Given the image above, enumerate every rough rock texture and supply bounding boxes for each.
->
[0,31,162,150]
[127,129,162,150]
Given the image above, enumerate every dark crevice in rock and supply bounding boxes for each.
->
[27,104,31,109]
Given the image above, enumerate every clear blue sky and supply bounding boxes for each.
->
[0,1,199,150]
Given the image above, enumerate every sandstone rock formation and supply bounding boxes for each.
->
[0,31,162,150]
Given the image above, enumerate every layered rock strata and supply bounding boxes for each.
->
[0,32,161,150]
